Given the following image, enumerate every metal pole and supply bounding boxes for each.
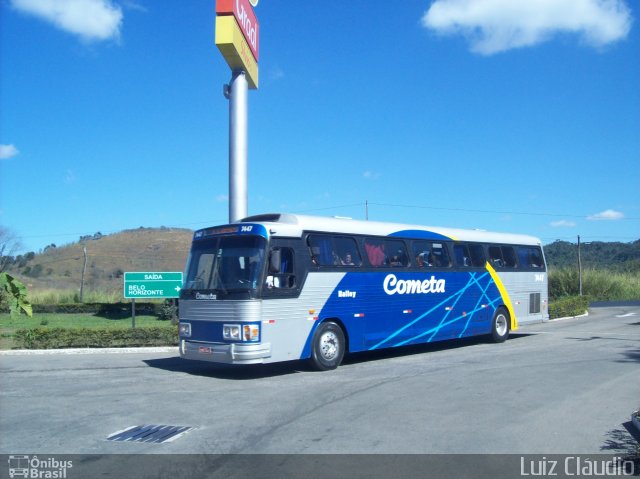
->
[228,71,248,223]
[131,298,136,329]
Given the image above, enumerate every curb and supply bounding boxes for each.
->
[0,346,178,356]
[548,311,589,322]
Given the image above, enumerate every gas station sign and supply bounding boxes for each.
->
[216,0,259,61]
[215,0,259,89]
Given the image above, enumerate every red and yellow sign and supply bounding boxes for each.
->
[216,0,259,61]
[215,0,259,90]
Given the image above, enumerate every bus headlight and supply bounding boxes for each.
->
[243,324,260,342]
[179,323,191,337]
[223,324,241,341]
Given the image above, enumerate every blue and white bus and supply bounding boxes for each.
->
[178,214,548,370]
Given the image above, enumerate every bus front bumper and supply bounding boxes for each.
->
[180,340,271,364]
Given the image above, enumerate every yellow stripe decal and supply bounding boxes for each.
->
[485,262,518,331]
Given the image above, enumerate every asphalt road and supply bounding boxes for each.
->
[1,305,638,459]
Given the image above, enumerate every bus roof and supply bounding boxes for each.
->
[237,213,542,246]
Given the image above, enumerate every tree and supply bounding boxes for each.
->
[0,227,23,273]
[0,272,32,317]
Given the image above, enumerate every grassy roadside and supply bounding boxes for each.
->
[0,313,173,350]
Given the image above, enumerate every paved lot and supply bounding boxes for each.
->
[1,306,638,457]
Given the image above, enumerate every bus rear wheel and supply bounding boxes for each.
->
[309,321,345,371]
[490,307,510,343]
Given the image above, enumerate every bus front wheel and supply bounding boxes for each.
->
[490,307,510,343]
[309,321,345,371]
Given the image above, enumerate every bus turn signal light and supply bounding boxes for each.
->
[243,324,259,341]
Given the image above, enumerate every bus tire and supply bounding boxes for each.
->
[309,321,345,371]
[490,307,510,343]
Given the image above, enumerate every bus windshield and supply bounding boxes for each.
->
[183,235,266,294]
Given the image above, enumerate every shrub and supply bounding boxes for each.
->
[29,302,159,315]
[158,300,178,322]
[13,326,178,349]
[548,295,590,319]
[549,268,579,300]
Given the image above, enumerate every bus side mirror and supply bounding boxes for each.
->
[269,249,281,274]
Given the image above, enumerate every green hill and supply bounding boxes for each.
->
[543,240,640,272]
[5,227,193,296]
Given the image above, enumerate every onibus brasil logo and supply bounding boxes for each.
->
[8,455,72,478]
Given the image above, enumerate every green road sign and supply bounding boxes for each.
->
[124,272,183,299]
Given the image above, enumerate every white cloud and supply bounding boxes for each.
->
[550,220,577,228]
[363,170,381,180]
[421,0,632,55]
[121,0,147,13]
[11,0,123,42]
[0,144,19,160]
[215,194,228,203]
[587,209,624,221]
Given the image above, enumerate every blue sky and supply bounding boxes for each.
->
[1,0,639,255]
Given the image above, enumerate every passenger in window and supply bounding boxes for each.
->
[417,252,434,267]
[390,249,408,266]
[341,253,355,266]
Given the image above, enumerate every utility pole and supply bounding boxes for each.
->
[577,235,592,296]
[80,246,87,302]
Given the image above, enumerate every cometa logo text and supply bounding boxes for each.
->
[383,274,445,295]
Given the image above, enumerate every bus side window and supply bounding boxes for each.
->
[413,241,451,268]
[308,235,362,267]
[517,246,544,269]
